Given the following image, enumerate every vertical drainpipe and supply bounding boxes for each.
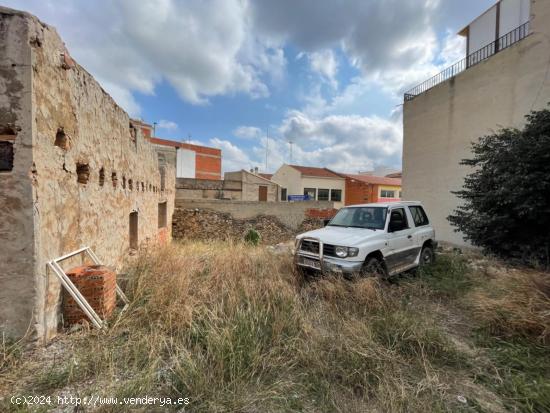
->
[495,1,501,53]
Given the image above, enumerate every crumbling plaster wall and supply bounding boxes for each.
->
[0,9,36,338]
[0,7,175,341]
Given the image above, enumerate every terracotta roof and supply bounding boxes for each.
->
[149,137,221,157]
[288,165,344,179]
[385,172,402,179]
[259,173,273,180]
[345,174,402,186]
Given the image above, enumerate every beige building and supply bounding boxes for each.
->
[0,7,175,341]
[224,170,280,202]
[402,0,550,246]
[272,164,346,208]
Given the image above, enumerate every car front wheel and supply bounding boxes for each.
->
[361,257,387,278]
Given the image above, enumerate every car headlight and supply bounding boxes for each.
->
[335,246,359,258]
[294,238,301,248]
[335,246,348,258]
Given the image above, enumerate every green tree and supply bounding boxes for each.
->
[448,106,550,267]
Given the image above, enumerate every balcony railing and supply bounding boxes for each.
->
[404,21,531,101]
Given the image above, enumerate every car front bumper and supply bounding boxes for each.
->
[295,253,364,275]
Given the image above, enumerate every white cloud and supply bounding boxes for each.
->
[307,49,339,88]
[157,120,178,131]
[6,0,286,113]
[209,137,257,172]
[233,126,263,140]
[232,109,403,174]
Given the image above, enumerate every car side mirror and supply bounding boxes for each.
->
[323,219,331,227]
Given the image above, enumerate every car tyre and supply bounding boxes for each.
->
[419,245,434,267]
[361,257,387,278]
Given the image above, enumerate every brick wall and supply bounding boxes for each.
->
[345,178,375,205]
[63,266,116,326]
[305,208,338,219]
[195,153,222,180]
[150,138,222,180]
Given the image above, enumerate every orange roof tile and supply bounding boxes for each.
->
[345,174,402,186]
[289,165,344,178]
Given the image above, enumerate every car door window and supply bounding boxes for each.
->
[408,205,429,226]
[388,208,409,232]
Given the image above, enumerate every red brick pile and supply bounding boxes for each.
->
[305,208,338,220]
[63,265,116,326]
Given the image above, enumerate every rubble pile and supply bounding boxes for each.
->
[172,208,324,245]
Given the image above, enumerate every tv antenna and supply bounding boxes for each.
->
[288,140,294,164]
[265,126,269,171]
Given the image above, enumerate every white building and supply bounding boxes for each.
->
[271,164,346,208]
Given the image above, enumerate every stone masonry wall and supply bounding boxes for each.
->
[172,208,326,245]
[0,7,176,341]
[175,199,336,230]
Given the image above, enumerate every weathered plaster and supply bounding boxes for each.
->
[0,7,175,342]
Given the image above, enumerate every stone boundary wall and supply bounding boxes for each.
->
[175,178,241,200]
[174,199,336,230]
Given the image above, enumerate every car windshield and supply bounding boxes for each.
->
[328,207,387,230]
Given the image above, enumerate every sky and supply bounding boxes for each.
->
[6,0,495,173]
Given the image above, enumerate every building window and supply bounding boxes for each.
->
[281,188,287,201]
[129,211,138,250]
[409,205,429,227]
[304,188,316,200]
[381,189,395,198]
[399,191,402,198]
[158,202,167,228]
[330,189,342,202]
[0,141,14,172]
[318,188,330,201]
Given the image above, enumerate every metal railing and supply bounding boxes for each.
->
[404,21,530,101]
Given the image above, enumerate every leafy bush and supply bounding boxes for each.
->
[244,228,261,245]
[448,106,550,267]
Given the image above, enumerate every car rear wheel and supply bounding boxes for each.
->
[361,257,387,278]
[419,246,434,266]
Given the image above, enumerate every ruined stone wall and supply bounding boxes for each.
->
[175,177,242,200]
[172,209,325,245]
[174,199,335,230]
[0,9,36,338]
[0,7,175,341]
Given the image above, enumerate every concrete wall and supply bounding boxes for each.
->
[175,199,335,229]
[0,7,175,341]
[402,0,550,246]
[153,143,177,169]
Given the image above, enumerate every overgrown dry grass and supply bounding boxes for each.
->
[1,243,549,412]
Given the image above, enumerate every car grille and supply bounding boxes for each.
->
[323,244,336,257]
[300,240,339,257]
[300,239,320,254]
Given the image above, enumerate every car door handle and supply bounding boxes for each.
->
[407,235,412,239]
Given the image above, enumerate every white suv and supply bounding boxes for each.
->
[295,201,437,277]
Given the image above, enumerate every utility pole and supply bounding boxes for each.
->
[288,140,294,164]
[265,126,269,171]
